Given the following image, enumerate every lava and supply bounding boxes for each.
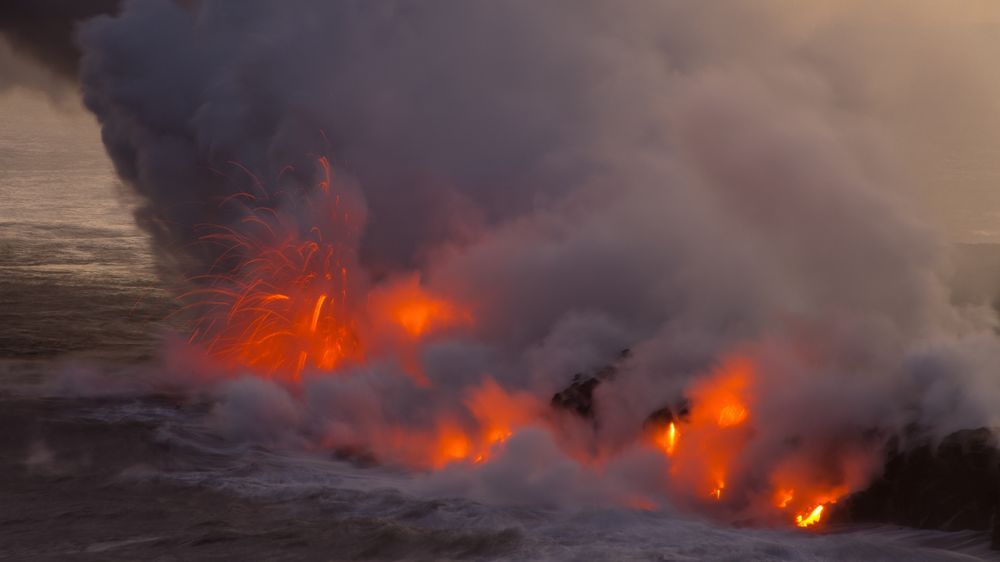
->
[663,355,753,503]
[180,156,853,532]
[796,505,824,528]
[181,156,468,382]
[649,352,855,529]
[180,163,363,379]
[653,422,679,457]
[368,274,470,340]
[376,378,538,469]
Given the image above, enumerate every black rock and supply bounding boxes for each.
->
[830,428,1000,548]
[642,401,690,431]
[550,349,631,419]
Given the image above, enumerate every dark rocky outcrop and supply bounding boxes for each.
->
[550,349,631,419]
[829,428,1000,548]
[550,349,688,430]
[642,402,690,431]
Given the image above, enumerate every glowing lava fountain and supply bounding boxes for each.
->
[179,156,466,380]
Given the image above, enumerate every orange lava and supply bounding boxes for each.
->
[369,275,470,339]
[421,378,539,468]
[653,422,679,457]
[182,157,468,381]
[796,505,824,528]
[664,355,753,502]
[653,352,856,529]
[179,156,859,532]
[181,159,363,379]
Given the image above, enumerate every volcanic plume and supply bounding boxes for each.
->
[73,0,1000,530]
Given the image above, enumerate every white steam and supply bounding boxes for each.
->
[79,0,1000,513]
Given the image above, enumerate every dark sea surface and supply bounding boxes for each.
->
[0,95,170,363]
[1,95,998,561]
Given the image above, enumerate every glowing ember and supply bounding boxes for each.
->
[796,505,824,528]
[717,404,748,427]
[181,157,470,382]
[351,378,540,470]
[651,352,855,529]
[180,157,363,379]
[663,355,753,502]
[653,422,679,456]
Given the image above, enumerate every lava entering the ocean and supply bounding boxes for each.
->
[645,353,855,529]
[177,156,857,532]
[180,156,467,381]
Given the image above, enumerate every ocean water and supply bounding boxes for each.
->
[0,94,169,362]
[0,94,996,560]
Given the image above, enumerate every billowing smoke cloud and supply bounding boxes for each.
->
[0,0,119,94]
[78,0,1000,516]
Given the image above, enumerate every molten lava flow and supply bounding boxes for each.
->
[181,157,473,382]
[664,355,753,502]
[796,505,824,528]
[181,158,363,380]
[182,164,854,532]
[654,352,857,529]
[421,378,538,468]
[653,422,679,457]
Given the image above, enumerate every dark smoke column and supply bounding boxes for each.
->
[0,0,120,85]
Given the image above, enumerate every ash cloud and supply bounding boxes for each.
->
[0,0,119,95]
[78,0,1000,511]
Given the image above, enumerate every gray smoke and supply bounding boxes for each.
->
[78,0,1000,513]
[0,0,119,95]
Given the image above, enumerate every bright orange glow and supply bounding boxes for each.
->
[460,377,537,464]
[369,275,470,339]
[766,447,866,530]
[717,404,748,427]
[664,355,753,502]
[310,294,327,333]
[181,158,364,380]
[183,175,860,533]
[652,352,856,529]
[358,378,540,469]
[182,158,473,382]
[434,424,473,467]
[775,489,795,509]
[396,299,446,336]
[796,505,824,528]
[653,422,679,456]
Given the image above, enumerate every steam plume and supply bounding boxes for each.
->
[78,0,1000,516]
